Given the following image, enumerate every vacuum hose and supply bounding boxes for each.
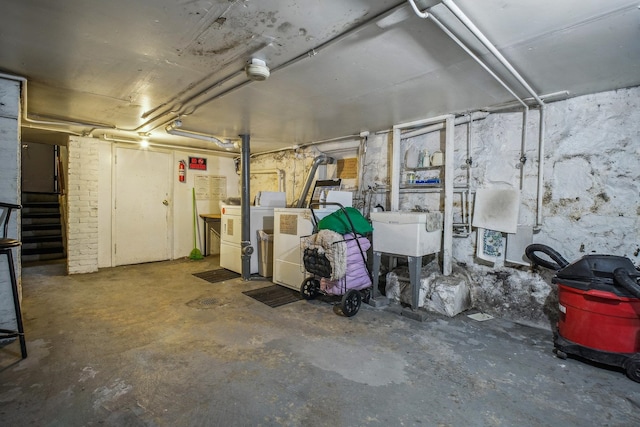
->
[613,268,640,299]
[525,244,570,271]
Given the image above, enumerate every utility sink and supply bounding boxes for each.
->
[370,211,443,257]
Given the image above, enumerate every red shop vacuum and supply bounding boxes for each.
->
[526,244,640,382]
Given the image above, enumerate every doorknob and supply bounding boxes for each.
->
[162,200,169,206]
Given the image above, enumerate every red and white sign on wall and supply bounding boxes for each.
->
[188,156,207,171]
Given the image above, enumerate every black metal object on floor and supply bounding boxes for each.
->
[193,268,240,284]
[243,284,302,308]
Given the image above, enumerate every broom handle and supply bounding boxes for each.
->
[192,188,197,247]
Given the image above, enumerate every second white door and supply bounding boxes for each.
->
[114,147,172,266]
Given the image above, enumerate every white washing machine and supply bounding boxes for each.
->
[220,205,275,274]
[273,207,337,290]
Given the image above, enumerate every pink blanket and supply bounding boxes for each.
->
[320,234,371,295]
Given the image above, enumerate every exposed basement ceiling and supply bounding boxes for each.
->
[1,0,639,153]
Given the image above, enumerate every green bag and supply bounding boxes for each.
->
[317,207,373,235]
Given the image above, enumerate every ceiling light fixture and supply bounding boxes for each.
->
[245,58,270,81]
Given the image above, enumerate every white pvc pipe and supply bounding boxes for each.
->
[536,105,546,229]
[0,72,25,83]
[390,126,403,211]
[519,107,529,190]
[297,133,361,149]
[0,72,115,129]
[439,0,549,230]
[466,114,473,232]
[405,2,529,108]
[101,134,239,157]
[484,91,570,112]
[427,13,529,109]
[165,120,238,150]
[402,111,489,139]
[441,0,544,106]
[22,122,83,137]
[408,0,549,234]
[396,113,457,131]
[443,115,455,276]
[407,0,430,18]
[461,189,466,232]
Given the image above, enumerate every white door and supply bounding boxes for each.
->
[114,147,172,266]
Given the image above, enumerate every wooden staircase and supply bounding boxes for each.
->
[21,192,65,262]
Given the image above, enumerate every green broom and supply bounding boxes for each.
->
[189,188,204,260]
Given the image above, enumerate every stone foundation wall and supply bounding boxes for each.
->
[250,86,640,327]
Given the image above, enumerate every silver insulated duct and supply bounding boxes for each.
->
[296,155,336,208]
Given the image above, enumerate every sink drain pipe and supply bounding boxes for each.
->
[240,134,252,281]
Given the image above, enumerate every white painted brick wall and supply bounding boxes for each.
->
[66,137,99,274]
[0,78,21,330]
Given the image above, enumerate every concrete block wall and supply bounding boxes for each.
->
[0,77,21,329]
[66,136,99,274]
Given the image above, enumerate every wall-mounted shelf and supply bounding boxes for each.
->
[399,185,474,193]
[400,184,442,190]
[403,165,443,171]
[392,114,455,275]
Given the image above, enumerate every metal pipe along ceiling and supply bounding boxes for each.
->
[401,111,489,139]
[5,4,411,137]
[136,3,411,135]
[0,72,115,131]
[240,134,252,281]
[440,0,544,106]
[406,2,528,108]
[407,0,547,228]
[165,120,238,150]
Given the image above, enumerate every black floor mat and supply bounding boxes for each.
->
[242,284,303,308]
[193,268,240,284]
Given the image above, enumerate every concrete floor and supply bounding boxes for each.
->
[1,258,640,426]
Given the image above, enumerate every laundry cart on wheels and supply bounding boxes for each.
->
[299,202,373,317]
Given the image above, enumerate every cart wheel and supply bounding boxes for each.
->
[300,278,320,300]
[623,354,640,383]
[361,288,371,304]
[553,348,568,360]
[341,290,361,317]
